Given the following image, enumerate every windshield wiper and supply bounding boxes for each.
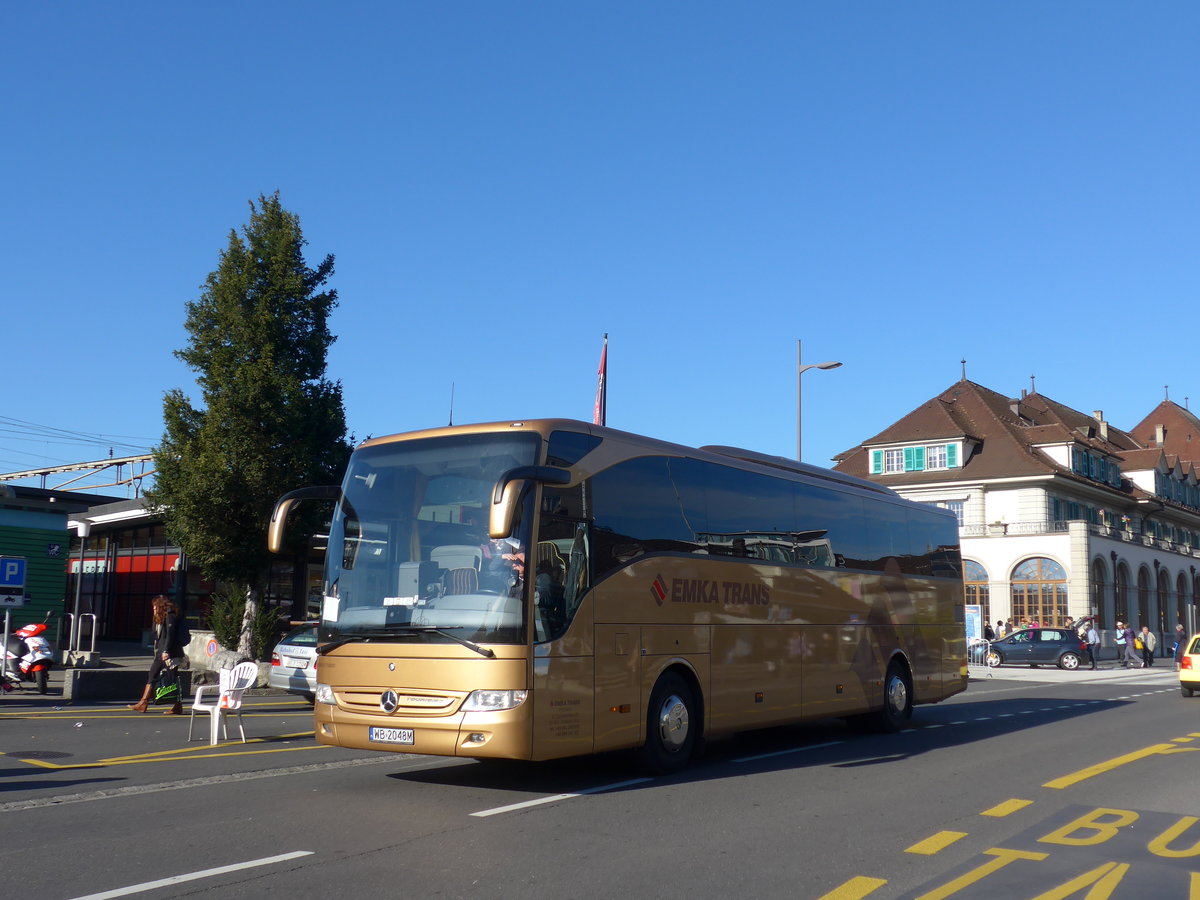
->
[316,625,495,658]
[385,625,496,658]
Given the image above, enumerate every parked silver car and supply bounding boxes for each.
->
[269,623,318,702]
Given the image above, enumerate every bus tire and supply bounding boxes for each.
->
[640,672,697,775]
[876,660,912,733]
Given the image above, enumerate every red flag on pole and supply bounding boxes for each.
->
[593,334,608,426]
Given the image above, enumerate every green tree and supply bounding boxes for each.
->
[147,193,351,656]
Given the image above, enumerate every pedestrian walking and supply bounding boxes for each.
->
[1114,621,1128,667]
[1173,624,1188,669]
[1086,622,1100,670]
[995,620,1006,639]
[983,621,995,641]
[128,595,186,714]
[1139,626,1156,668]
[1122,623,1141,668]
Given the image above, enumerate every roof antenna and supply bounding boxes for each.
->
[960,358,967,381]
[448,382,455,426]
[1164,384,1170,401]
[1030,374,1036,394]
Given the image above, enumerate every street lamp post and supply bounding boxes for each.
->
[797,340,842,461]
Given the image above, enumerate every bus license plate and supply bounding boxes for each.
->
[369,726,414,745]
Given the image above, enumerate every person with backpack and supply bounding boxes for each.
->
[128,595,186,715]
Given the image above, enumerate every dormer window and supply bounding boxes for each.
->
[870,443,960,475]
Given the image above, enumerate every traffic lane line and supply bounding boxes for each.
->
[470,777,653,817]
[65,850,313,900]
[2,732,323,769]
[0,754,420,812]
[1043,740,1199,790]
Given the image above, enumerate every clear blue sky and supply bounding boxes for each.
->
[3,2,1197,493]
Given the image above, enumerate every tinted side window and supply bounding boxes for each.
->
[590,457,699,577]
[546,431,601,467]
[907,507,961,578]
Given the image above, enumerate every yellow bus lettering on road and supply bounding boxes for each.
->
[1039,808,1139,846]
[1028,862,1129,900]
[914,847,1048,900]
[1147,816,1200,859]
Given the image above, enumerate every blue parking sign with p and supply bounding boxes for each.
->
[1,557,26,590]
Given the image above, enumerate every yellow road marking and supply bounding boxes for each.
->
[1044,743,1199,789]
[981,798,1033,818]
[98,732,315,761]
[915,848,1047,900]
[0,701,309,719]
[906,831,968,855]
[816,876,888,899]
[1028,862,1129,899]
[14,743,330,769]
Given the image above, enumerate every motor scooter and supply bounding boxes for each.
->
[3,618,54,694]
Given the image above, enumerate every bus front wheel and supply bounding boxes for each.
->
[877,661,912,733]
[640,672,697,774]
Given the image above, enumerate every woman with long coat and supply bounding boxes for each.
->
[128,595,185,714]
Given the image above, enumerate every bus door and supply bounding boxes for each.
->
[530,518,595,760]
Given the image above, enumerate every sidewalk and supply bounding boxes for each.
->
[970,657,1179,684]
[3,640,278,705]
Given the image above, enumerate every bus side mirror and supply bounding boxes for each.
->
[268,485,340,553]
[489,466,571,539]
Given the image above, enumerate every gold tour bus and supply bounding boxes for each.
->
[268,419,966,772]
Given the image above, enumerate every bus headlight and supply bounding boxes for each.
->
[315,682,336,705]
[461,689,528,712]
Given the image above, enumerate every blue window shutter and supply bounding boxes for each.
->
[870,450,883,474]
[946,443,958,468]
[913,447,926,470]
[903,447,915,471]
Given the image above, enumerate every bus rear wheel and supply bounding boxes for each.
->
[640,672,697,775]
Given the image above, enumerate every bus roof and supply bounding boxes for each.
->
[357,418,904,501]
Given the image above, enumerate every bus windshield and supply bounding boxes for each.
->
[321,432,540,647]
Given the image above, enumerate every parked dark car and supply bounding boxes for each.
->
[985,628,1088,670]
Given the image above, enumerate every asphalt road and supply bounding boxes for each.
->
[1,665,1195,900]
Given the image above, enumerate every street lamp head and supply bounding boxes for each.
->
[815,361,842,371]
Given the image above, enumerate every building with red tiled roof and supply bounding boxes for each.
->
[833,380,1200,652]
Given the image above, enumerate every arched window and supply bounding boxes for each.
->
[1137,566,1151,627]
[1011,558,1068,627]
[964,560,989,625]
[1157,568,1171,633]
[1115,563,1130,623]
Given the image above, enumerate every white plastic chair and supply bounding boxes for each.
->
[188,661,259,745]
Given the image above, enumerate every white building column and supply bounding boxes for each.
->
[1067,522,1091,625]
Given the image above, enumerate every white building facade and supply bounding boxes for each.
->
[833,381,1200,648]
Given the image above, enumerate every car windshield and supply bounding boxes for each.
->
[278,625,318,647]
[321,432,539,647]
